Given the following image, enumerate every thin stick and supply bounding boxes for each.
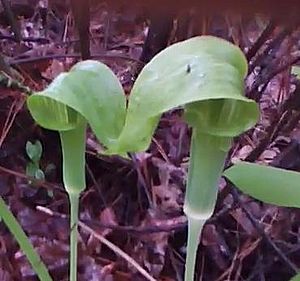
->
[230,187,298,273]
[36,206,156,281]
[0,165,65,192]
[78,221,157,281]
[246,20,276,62]
[10,53,144,66]
[36,203,233,235]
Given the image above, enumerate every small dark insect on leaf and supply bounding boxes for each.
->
[186,64,191,73]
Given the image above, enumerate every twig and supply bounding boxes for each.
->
[80,222,157,281]
[0,72,32,95]
[36,206,157,281]
[249,25,294,74]
[129,153,153,208]
[0,97,25,148]
[0,34,50,44]
[245,112,285,162]
[36,202,233,235]
[9,53,144,66]
[246,73,300,162]
[246,20,276,62]
[0,165,65,192]
[248,54,300,102]
[230,187,298,273]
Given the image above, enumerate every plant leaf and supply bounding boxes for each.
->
[35,169,45,181]
[27,60,126,152]
[0,197,53,281]
[223,162,300,208]
[112,36,258,153]
[26,140,42,164]
[292,65,300,78]
[290,273,300,281]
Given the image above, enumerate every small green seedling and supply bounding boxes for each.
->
[111,36,259,280]
[26,140,45,181]
[27,61,126,281]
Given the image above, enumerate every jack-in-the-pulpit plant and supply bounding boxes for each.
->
[110,36,259,280]
[27,61,126,281]
[26,36,259,281]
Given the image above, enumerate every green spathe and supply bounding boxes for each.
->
[27,60,126,150]
[111,36,258,154]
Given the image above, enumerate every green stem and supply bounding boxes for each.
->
[183,129,231,281]
[69,193,80,281]
[185,218,205,281]
[0,197,53,281]
[59,122,86,281]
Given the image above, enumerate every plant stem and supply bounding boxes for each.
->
[185,217,205,281]
[69,193,80,281]
[183,129,231,281]
[0,197,53,281]
[59,123,86,281]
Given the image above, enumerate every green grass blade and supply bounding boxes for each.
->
[0,196,53,281]
[224,162,300,208]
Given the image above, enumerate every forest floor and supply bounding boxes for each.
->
[1,1,300,281]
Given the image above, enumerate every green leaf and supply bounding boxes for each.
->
[35,169,45,181]
[292,66,300,78]
[112,36,258,153]
[0,197,53,281]
[26,140,42,164]
[290,273,300,281]
[223,162,300,208]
